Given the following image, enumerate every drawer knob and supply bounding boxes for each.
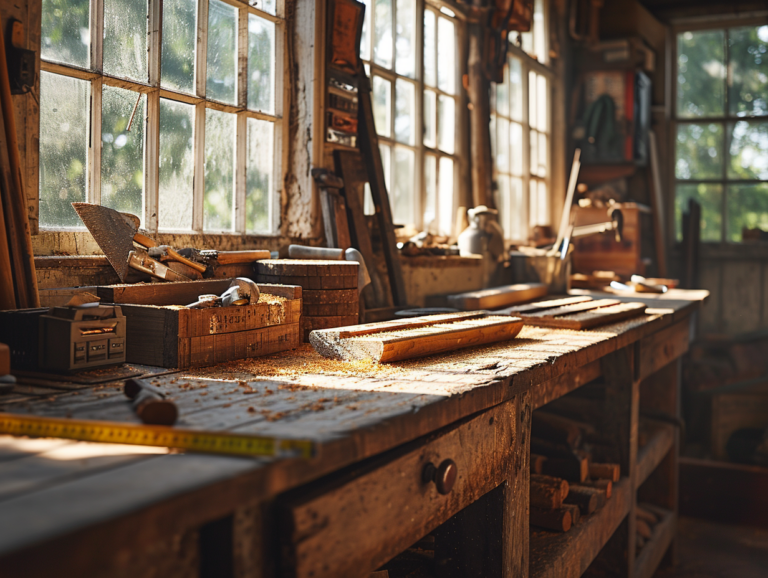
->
[422,459,458,495]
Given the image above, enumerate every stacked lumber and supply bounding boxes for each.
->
[498,296,647,330]
[529,407,620,533]
[254,260,359,341]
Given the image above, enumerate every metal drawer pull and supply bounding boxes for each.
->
[422,459,458,495]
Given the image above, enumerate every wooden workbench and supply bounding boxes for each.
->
[0,290,707,578]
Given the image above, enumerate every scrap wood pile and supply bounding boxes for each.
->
[529,406,621,533]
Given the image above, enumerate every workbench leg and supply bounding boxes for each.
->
[433,392,531,578]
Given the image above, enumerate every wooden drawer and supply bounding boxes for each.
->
[277,400,517,578]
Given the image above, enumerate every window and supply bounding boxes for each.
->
[674,24,768,243]
[39,0,284,234]
[359,0,460,235]
[490,0,552,242]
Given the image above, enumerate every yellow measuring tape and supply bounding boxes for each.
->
[0,413,316,459]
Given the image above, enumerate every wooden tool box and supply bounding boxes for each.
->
[96,279,302,369]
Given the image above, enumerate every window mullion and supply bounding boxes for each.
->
[235,7,248,234]
[89,78,103,205]
[194,0,209,232]
[90,0,104,71]
[145,0,162,232]
[522,64,531,232]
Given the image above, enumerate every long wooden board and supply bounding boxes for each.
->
[447,283,548,310]
[309,312,524,363]
[97,280,301,305]
[522,302,647,330]
[497,296,594,315]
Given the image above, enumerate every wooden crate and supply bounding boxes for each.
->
[97,280,302,369]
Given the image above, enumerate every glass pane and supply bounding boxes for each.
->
[510,177,524,239]
[372,75,391,138]
[161,0,197,94]
[394,78,415,144]
[251,0,275,15]
[247,118,274,233]
[727,120,768,180]
[207,0,238,104]
[438,95,455,154]
[529,71,538,131]
[395,0,416,77]
[392,147,414,225]
[510,122,523,176]
[509,57,523,121]
[496,118,509,173]
[41,0,89,68]
[423,9,436,87]
[104,0,148,81]
[360,0,372,61]
[489,116,497,169]
[675,183,722,242]
[248,15,275,113]
[380,143,391,189]
[204,109,236,231]
[727,183,768,241]
[424,154,437,229]
[496,65,510,118]
[537,75,548,132]
[437,16,456,94]
[675,123,723,180]
[497,174,510,237]
[424,90,436,148]
[438,157,454,236]
[101,87,144,219]
[373,0,393,69]
[728,26,768,117]
[159,99,195,230]
[39,72,89,228]
[537,132,548,177]
[530,180,548,226]
[677,30,725,118]
[529,180,538,227]
[530,130,538,174]
[532,0,547,64]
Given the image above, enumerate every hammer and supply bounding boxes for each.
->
[124,378,178,426]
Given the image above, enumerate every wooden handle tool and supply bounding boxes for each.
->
[201,250,272,264]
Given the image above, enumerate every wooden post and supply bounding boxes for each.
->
[467,21,492,209]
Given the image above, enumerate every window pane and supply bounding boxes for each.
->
[727,121,768,180]
[497,174,510,236]
[537,75,548,132]
[248,15,276,113]
[159,98,194,230]
[204,109,236,231]
[247,118,274,233]
[509,57,523,121]
[510,177,524,239]
[510,122,523,176]
[438,157,454,235]
[727,183,768,241]
[529,180,538,227]
[161,0,197,94]
[101,87,144,219]
[530,180,548,226]
[489,116,497,168]
[532,0,547,65]
[372,75,391,137]
[675,123,723,180]
[252,0,276,15]
[424,154,437,228]
[207,0,238,104]
[394,78,415,144]
[496,117,509,173]
[39,72,89,228]
[395,0,416,77]
[677,30,725,118]
[424,90,436,148]
[392,147,414,225]
[496,65,510,118]
[675,183,722,242]
[437,95,455,154]
[104,0,148,81]
[537,132,548,177]
[373,0,393,69]
[437,17,455,94]
[529,130,538,174]
[728,26,768,117]
[360,0,372,61]
[529,71,538,131]
[423,10,436,88]
[41,0,89,68]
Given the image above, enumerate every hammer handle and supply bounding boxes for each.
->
[215,250,272,264]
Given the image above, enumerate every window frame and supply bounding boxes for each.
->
[38,0,287,236]
[670,17,768,245]
[360,0,463,234]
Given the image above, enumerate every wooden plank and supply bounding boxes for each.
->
[310,314,524,363]
[531,361,602,409]
[530,478,631,578]
[636,422,674,487]
[634,509,676,578]
[277,400,516,578]
[447,283,548,311]
[254,274,357,290]
[522,299,621,319]
[98,280,302,306]
[497,296,594,315]
[254,259,357,277]
[523,303,647,330]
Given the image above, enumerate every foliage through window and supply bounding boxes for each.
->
[359,0,459,235]
[39,0,283,234]
[674,24,768,243]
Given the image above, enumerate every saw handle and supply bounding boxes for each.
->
[132,233,207,273]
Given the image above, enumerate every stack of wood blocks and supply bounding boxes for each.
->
[529,409,621,533]
[254,259,359,341]
[635,503,668,556]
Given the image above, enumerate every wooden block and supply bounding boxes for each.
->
[303,301,359,317]
[580,478,612,500]
[522,302,647,330]
[447,283,548,310]
[0,343,9,375]
[254,259,358,277]
[97,279,302,305]
[302,315,360,331]
[562,503,580,526]
[588,462,620,482]
[532,411,583,449]
[635,505,658,525]
[302,288,359,304]
[531,453,548,474]
[541,456,589,483]
[255,274,358,290]
[309,312,524,363]
[636,518,652,539]
[498,295,593,315]
[530,474,569,509]
[564,485,599,515]
[530,507,572,533]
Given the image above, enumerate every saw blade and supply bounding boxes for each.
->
[72,203,138,282]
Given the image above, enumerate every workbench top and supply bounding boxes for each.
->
[0,290,707,571]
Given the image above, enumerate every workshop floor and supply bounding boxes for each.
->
[654,517,768,578]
